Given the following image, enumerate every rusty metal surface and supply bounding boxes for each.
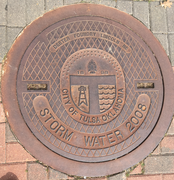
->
[1,4,174,177]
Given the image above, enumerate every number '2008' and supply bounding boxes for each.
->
[126,104,146,132]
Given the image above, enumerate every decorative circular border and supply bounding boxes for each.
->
[1,4,174,177]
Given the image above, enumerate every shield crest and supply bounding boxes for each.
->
[70,75,116,114]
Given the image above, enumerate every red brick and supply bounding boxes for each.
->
[6,143,35,163]
[0,163,27,180]
[130,164,142,175]
[0,123,5,163]
[28,163,47,180]
[151,144,161,155]
[161,136,174,154]
[163,174,174,180]
[127,174,162,180]
[0,104,5,123]
[0,64,2,102]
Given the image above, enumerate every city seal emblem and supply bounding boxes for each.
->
[60,49,126,125]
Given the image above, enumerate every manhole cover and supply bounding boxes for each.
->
[2,4,174,177]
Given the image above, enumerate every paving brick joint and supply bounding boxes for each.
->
[0,0,174,180]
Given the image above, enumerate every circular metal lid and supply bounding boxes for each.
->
[2,4,174,177]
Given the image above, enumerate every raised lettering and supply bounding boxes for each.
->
[84,136,94,147]
[45,113,55,123]
[102,115,107,121]
[107,133,116,144]
[106,113,112,119]
[114,130,123,140]
[92,136,100,147]
[65,99,71,105]
[40,108,49,117]
[55,125,65,136]
[63,129,74,141]
[50,121,59,130]
[99,135,105,146]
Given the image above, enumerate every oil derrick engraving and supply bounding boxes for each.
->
[78,86,88,106]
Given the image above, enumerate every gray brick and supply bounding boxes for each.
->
[117,1,132,14]
[80,0,92,2]
[7,27,23,51]
[26,0,44,25]
[93,0,116,7]
[133,2,149,29]
[169,34,174,66]
[46,0,63,11]
[6,123,17,143]
[0,26,6,62]
[108,172,126,180]
[7,0,26,27]
[133,0,160,2]
[154,33,169,55]
[99,0,115,7]
[150,2,167,33]
[145,156,174,174]
[28,163,47,180]
[0,0,7,25]
[64,0,115,6]
[64,0,81,5]
[167,4,174,32]
[49,168,68,180]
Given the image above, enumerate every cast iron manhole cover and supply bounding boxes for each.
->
[2,4,174,177]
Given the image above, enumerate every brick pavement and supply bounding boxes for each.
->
[0,0,174,180]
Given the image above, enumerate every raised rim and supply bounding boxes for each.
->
[2,4,174,177]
